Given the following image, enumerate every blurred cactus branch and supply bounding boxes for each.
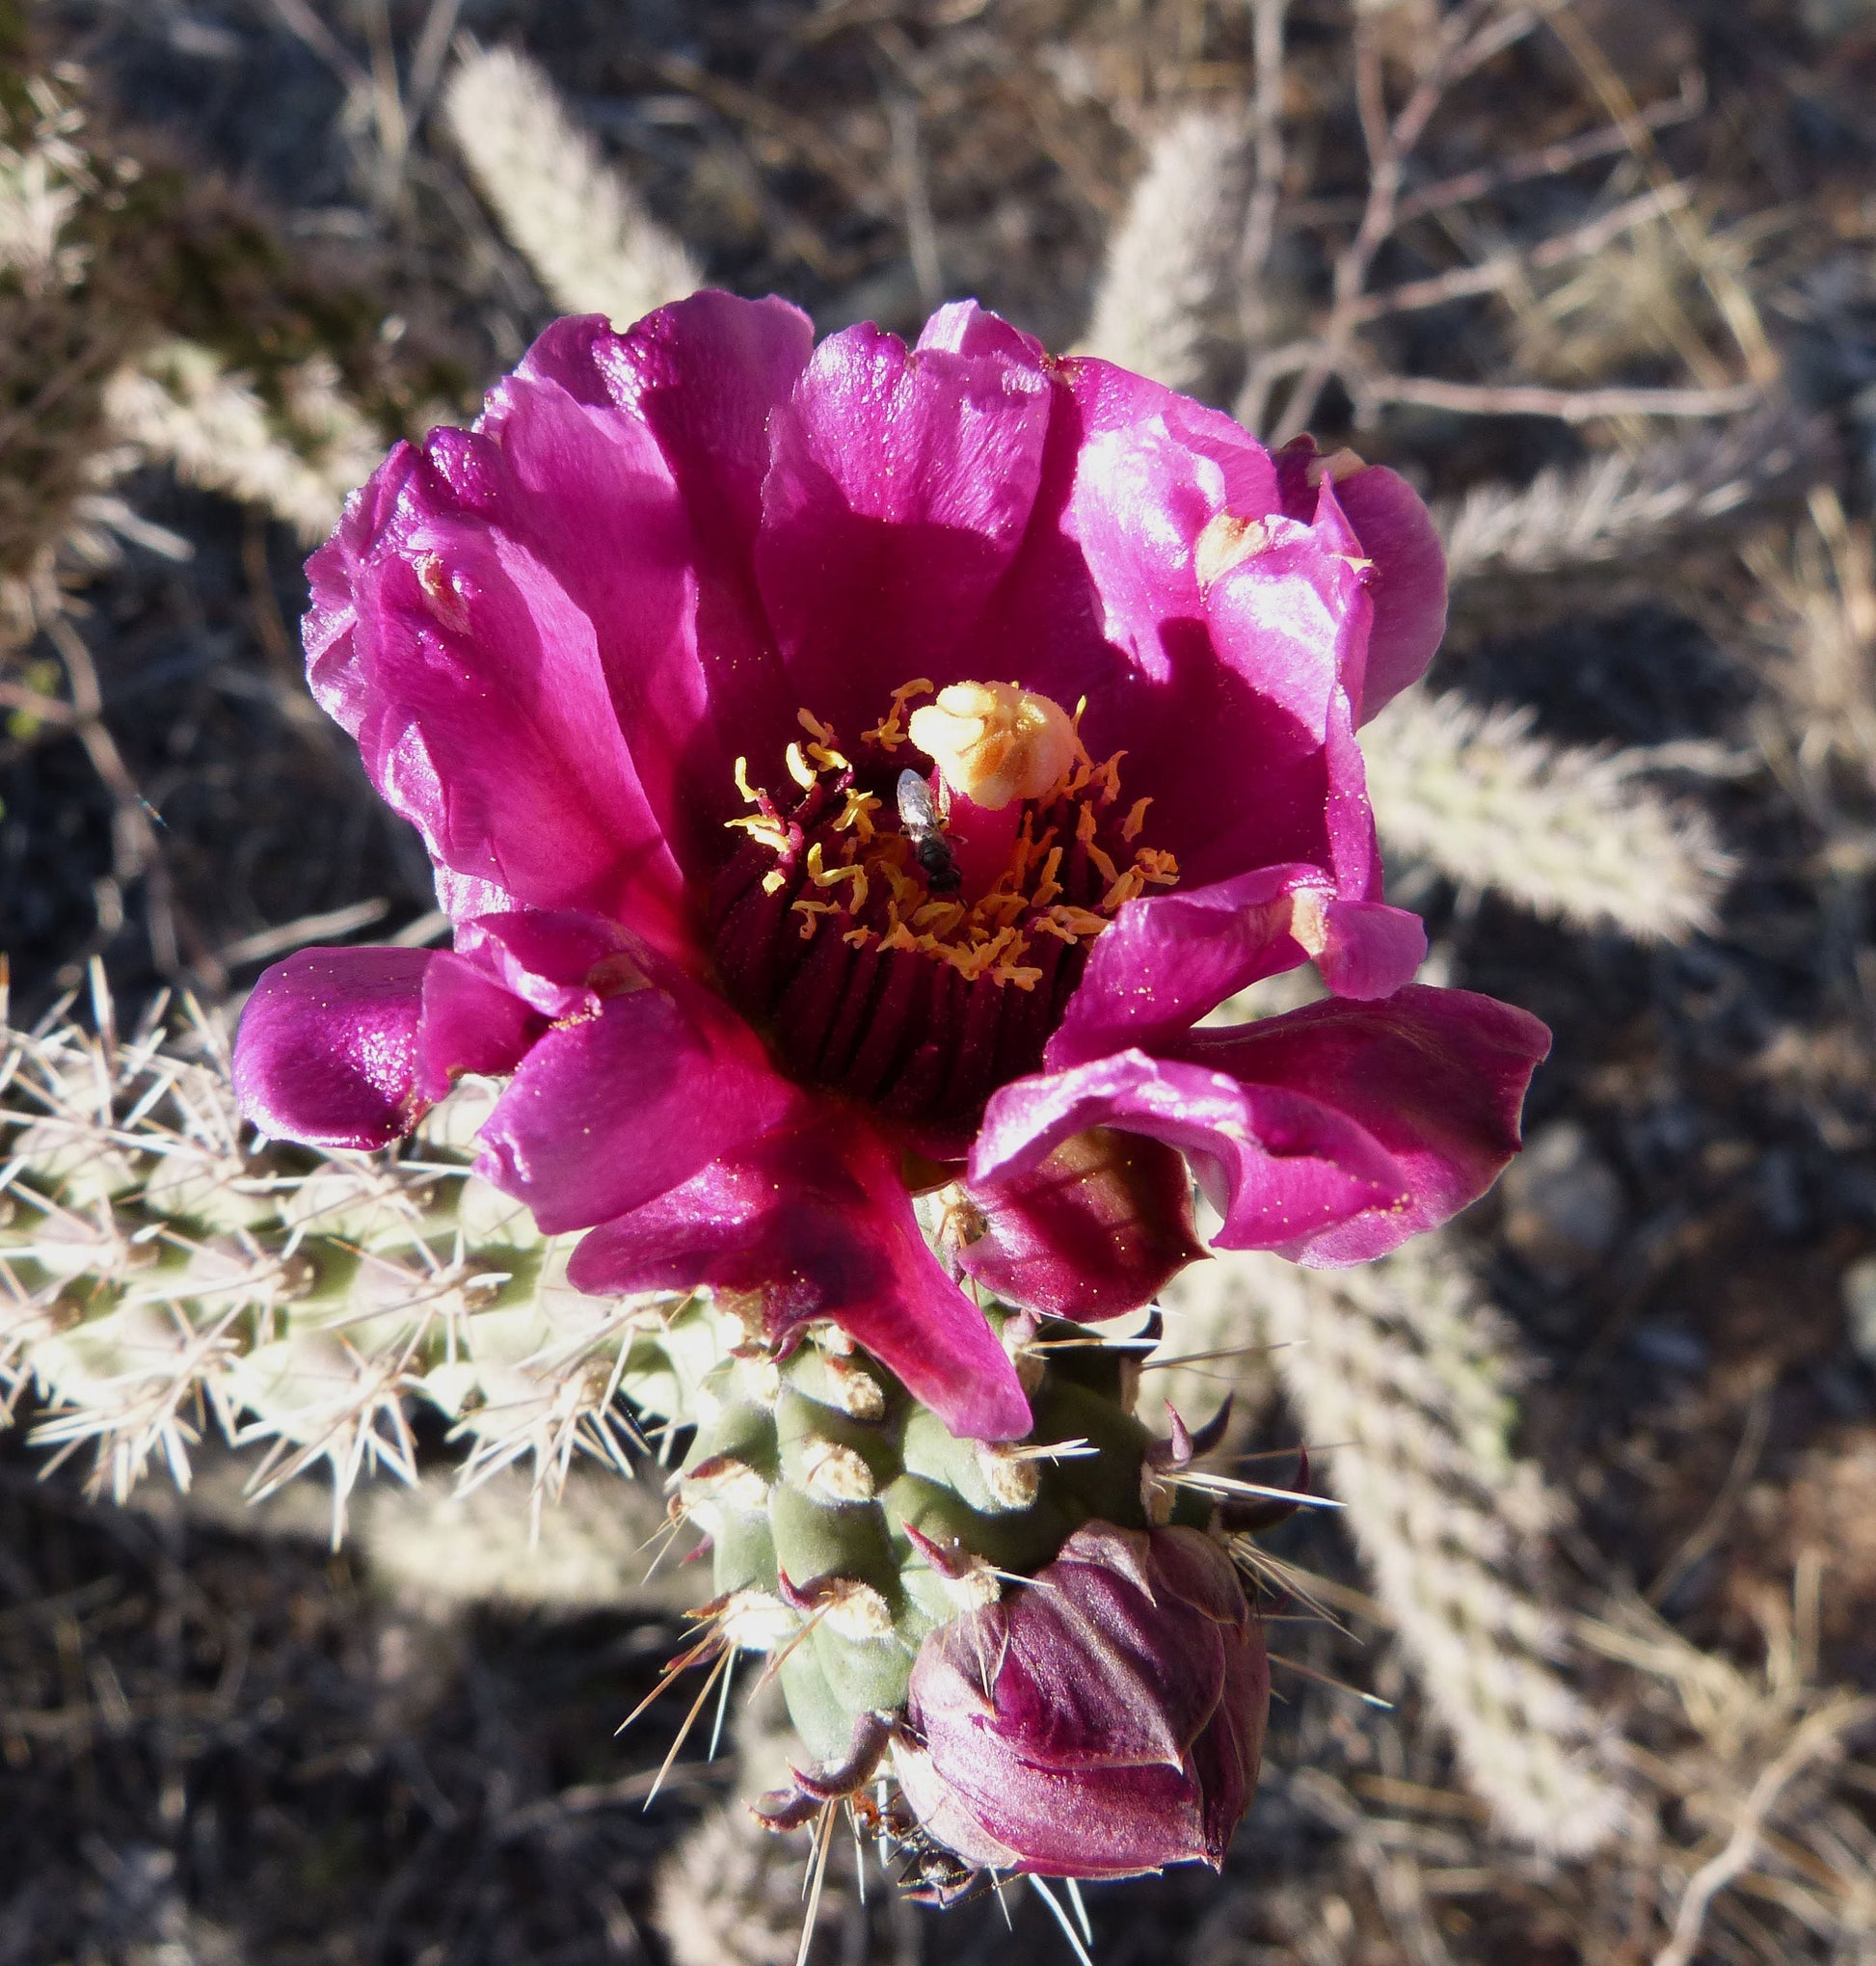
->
[1437,414,1822,591]
[1369,687,1737,940]
[441,42,700,327]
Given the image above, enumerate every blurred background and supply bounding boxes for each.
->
[4,0,1876,1960]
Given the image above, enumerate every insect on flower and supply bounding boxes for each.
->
[896,768,962,894]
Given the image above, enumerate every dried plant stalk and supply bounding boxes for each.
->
[1078,106,1251,397]
[1209,1243,1629,1857]
[1366,688,1735,941]
[441,43,700,327]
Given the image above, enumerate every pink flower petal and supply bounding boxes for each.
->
[488,296,817,874]
[955,1127,1203,1322]
[1312,897,1428,999]
[452,908,646,1019]
[1050,872,1428,1073]
[307,427,693,954]
[1176,984,1551,1262]
[1274,438,1447,722]
[234,947,432,1149]
[973,1045,1408,1252]
[233,945,538,1148]
[755,318,1056,730]
[414,953,545,1102]
[472,972,799,1235]
[568,1118,1032,1441]
[1047,864,1319,1069]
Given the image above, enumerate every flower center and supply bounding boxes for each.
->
[708,681,1178,1147]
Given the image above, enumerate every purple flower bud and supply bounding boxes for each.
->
[895,1522,1269,1879]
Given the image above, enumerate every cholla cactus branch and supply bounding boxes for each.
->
[102,339,382,546]
[0,987,707,1529]
[1437,421,1815,587]
[1212,1243,1629,1856]
[0,78,146,641]
[441,43,700,327]
[1366,688,1735,941]
[1078,106,1251,396]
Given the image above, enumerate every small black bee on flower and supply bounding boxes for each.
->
[897,768,962,894]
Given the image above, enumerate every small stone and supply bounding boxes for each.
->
[1499,1118,1624,1284]
[1629,1323,1708,1375]
[1841,1253,1876,1367]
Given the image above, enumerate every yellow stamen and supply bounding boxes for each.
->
[806,843,868,912]
[861,677,934,750]
[1032,845,1063,910]
[1136,848,1180,885]
[728,683,1179,994]
[912,900,966,935]
[1048,904,1111,940]
[728,815,793,856]
[832,790,879,841]
[1101,868,1146,911]
[1076,802,1121,887]
[991,961,1043,990]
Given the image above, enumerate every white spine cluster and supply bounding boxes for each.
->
[1219,1243,1630,1857]
[441,44,700,328]
[1077,106,1250,395]
[1366,687,1736,941]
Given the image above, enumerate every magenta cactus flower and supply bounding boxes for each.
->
[894,1522,1270,1879]
[232,293,1548,1441]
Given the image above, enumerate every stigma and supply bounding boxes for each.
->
[906,683,1079,812]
